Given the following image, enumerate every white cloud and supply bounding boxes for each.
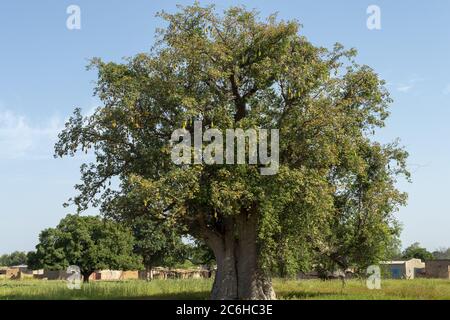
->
[395,75,424,94]
[397,85,412,93]
[0,109,63,160]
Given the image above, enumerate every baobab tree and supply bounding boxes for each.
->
[55,4,408,299]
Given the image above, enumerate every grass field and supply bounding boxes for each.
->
[1,278,450,300]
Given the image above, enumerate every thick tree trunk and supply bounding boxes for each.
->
[82,272,92,283]
[205,215,276,300]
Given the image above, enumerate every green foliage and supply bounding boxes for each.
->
[55,3,409,278]
[432,248,450,260]
[0,251,27,267]
[131,216,187,269]
[28,215,142,277]
[402,242,434,261]
[185,239,215,268]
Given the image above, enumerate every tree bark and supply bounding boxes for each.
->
[82,271,92,283]
[204,215,276,300]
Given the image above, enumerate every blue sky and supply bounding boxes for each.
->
[1,0,449,254]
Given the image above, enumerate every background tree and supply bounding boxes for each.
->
[185,239,216,271]
[432,247,450,259]
[131,216,187,280]
[0,251,27,267]
[26,251,40,269]
[55,4,409,299]
[402,242,434,261]
[28,214,142,282]
[307,142,406,278]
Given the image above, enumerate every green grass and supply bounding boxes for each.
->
[0,278,449,300]
[0,279,212,300]
[275,278,450,300]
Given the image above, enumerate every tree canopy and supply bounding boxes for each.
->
[402,242,434,261]
[131,216,187,275]
[55,3,409,299]
[0,251,27,267]
[432,247,450,260]
[185,239,216,269]
[28,214,142,282]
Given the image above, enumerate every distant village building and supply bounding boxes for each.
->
[380,259,425,279]
[425,260,450,279]
[11,265,29,272]
[0,267,7,279]
[0,265,219,282]
[0,266,33,280]
[33,269,44,276]
[40,270,72,280]
[94,270,123,281]
[120,270,139,280]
